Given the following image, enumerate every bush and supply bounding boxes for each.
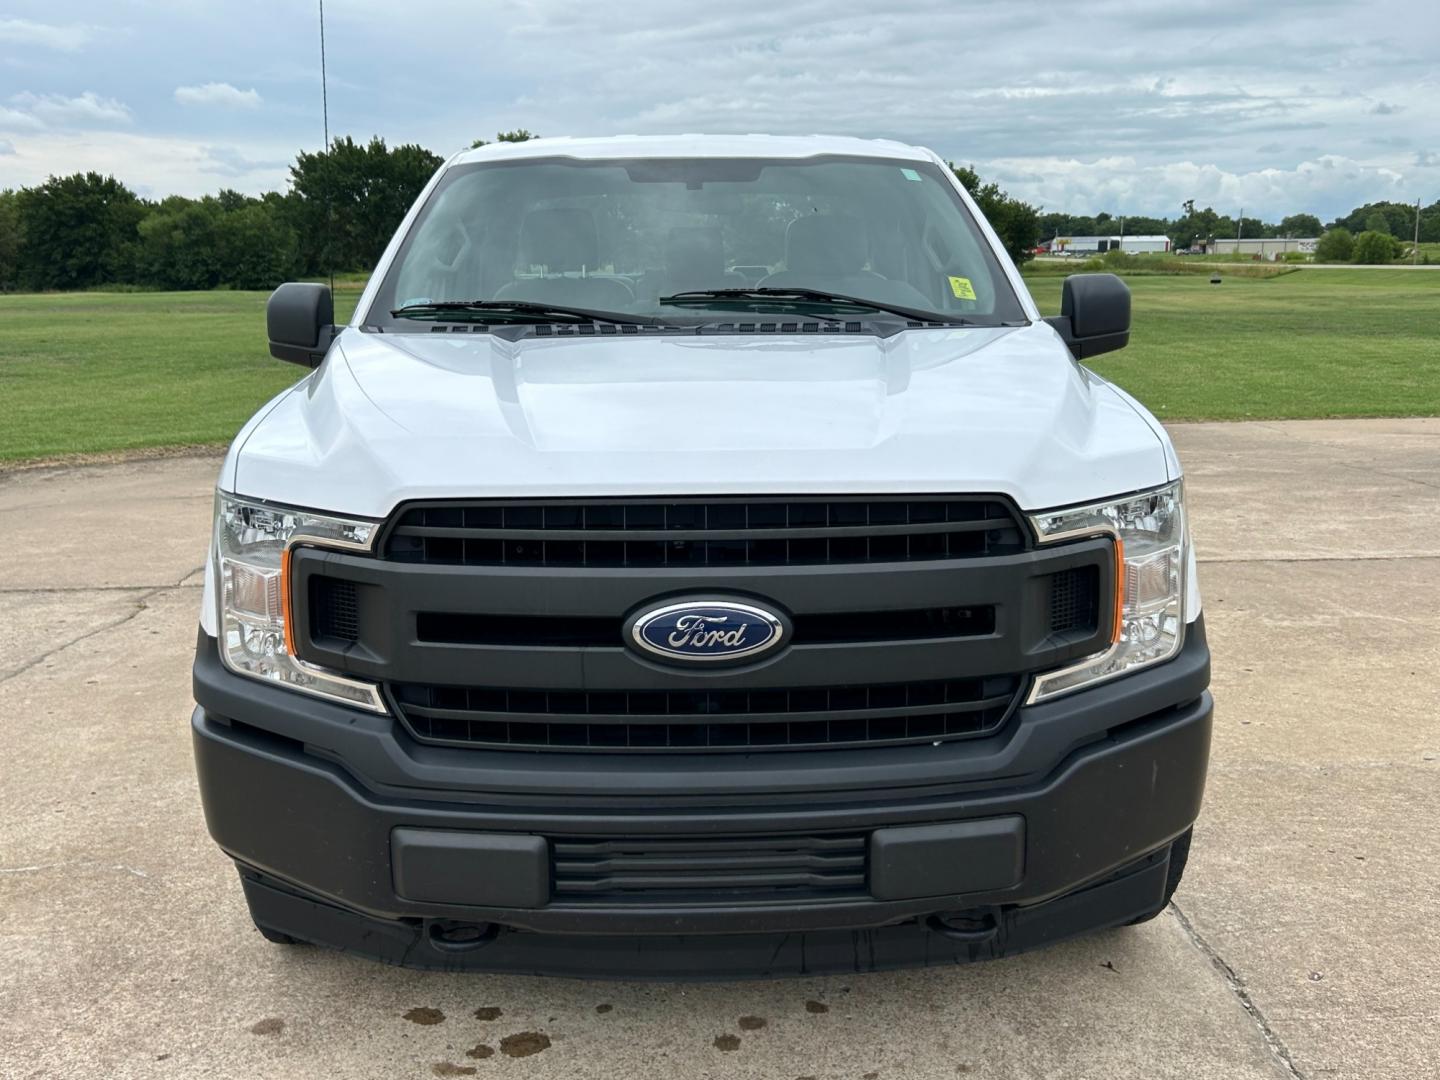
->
[1101,249,1140,270]
[1351,230,1401,264]
[1314,227,1354,263]
[1279,251,1310,263]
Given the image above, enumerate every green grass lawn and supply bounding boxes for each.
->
[1,269,1437,462]
[1,286,362,462]
[1028,269,1439,422]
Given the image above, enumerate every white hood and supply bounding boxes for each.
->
[227,323,1173,518]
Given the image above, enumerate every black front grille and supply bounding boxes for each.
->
[290,493,1110,756]
[552,832,867,903]
[389,674,1021,752]
[382,496,1027,568]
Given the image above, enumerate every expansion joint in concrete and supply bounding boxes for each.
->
[1170,902,1306,1080]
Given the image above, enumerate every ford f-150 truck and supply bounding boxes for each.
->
[192,134,1211,977]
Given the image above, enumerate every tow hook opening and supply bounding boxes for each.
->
[427,920,499,952]
[926,910,1000,943]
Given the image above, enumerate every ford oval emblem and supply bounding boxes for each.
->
[628,599,787,665]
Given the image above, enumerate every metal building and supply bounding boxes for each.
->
[1203,237,1318,260]
[1049,235,1172,255]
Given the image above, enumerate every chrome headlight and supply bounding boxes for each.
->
[1026,481,1186,703]
[214,492,386,712]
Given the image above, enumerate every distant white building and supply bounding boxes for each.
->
[1049,235,1172,255]
[1203,237,1318,260]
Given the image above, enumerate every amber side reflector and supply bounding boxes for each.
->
[281,546,297,657]
[1111,538,1126,643]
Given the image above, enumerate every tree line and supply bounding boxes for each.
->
[0,136,448,292]
[0,130,1434,292]
[0,130,553,292]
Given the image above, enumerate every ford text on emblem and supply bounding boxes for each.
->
[628,599,787,664]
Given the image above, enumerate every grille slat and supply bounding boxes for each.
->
[414,605,995,648]
[389,677,1019,752]
[397,693,1015,728]
[552,833,868,902]
[552,835,864,855]
[397,692,1012,726]
[383,496,1027,568]
[555,852,862,874]
[555,871,865,895]
[390,518,1005,542]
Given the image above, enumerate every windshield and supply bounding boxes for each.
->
[368,155,1028,328]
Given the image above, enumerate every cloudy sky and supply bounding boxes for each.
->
[1,0,1436,220]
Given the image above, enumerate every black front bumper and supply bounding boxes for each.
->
[192,622,1211,976]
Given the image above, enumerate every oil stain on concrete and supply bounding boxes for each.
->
[499,1032,551,1058]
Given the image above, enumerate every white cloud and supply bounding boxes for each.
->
[0,18,100,52]
[0,105,45,132]
[0,139,14,156]
[984,154,1432,221]
[0,131,292,197]
[199,144,290,177]
[3,0,1436,218]
[8,91,132,127]
[384,0,1435,218]
[174,82,262,109]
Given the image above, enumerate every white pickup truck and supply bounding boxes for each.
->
[193,134,1211,977]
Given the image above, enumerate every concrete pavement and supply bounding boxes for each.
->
[1,419,1436,1079]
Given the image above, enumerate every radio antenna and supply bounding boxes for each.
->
[319,0,334,293]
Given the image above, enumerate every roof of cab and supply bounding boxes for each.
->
[449,133,933,167]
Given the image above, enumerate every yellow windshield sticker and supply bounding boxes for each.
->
[948,276,977,301]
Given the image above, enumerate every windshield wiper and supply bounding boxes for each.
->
[391,300,658,326]
[657,288,972,326]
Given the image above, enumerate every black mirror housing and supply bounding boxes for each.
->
[267,283,336,367]
[1044,273,1131,360]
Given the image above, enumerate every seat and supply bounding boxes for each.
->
[759,214,933,309]
[494,208,634,310]
[641,226,749,300]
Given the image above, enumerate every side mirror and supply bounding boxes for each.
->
[267,283,336,367]
[1044,273,1130,360]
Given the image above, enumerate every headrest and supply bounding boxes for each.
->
[784,214,867,274]
[665,226,726,276]
[518,208,598,272]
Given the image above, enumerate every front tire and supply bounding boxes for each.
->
[1127,827,1193,926]
[254,923,304,946]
